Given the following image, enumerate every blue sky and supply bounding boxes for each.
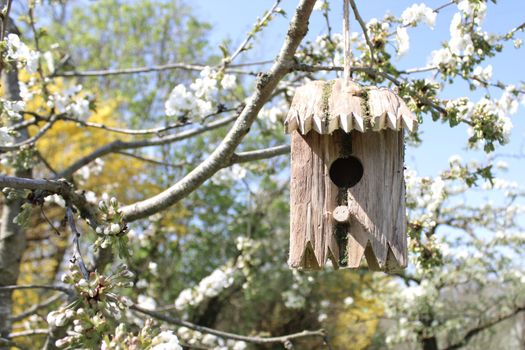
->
[192,0,524,183]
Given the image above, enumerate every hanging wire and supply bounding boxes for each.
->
[343,0,352,81]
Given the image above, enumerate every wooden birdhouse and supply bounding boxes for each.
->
[285,78,418,272]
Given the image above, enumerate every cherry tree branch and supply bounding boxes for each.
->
[58,115,237,179]
[130,304,327,347]
[52,61,268,78]
[225,0,283,66]
[0,284,72,294]
[119,0,317,222]
[348,0,375,63]
[442,305,525,350]
[9,293,63,322]
[0,115,58,152]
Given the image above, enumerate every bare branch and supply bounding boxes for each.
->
[131,304,326,347]
[442,305,525,350]
[230,144,289,165]
[348,0,375,64]
[9,329,49,338]
[53,62,267,78]
[119,0,317,222]
[0,115,58,152]
[58,115,237,179]
[0,284,71,294]
[226,0,283,66]
[116,151,187,168]
[66,206,89,280]
[55,107,237,135]
[9,293,64,322]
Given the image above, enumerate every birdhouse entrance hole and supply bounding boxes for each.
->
[329,156,363,188]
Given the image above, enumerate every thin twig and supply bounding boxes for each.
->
[442,305,525,350]
[54,107,238,135]
[226,0,283,66]
[116,151,187,168]
[131,304,326,346]
[53,62,266,78]
[58,115,238,179]
[40,205,62,236]
[229,144,290,165]
[9,329,49,338]
[0,0,13,42]
[66,206,89,280]
[348,0,375,64]
[433,0,456,13]
[9,293,64,322]
[0,115,58,152]
[0,284,71,294]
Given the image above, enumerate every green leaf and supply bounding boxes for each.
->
[13,203,33,228]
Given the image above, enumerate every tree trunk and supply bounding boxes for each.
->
[0,62,31,344]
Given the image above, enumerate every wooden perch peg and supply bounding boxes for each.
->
[333,206,351,223]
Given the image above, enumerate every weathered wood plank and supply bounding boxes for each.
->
[344,130,407,271]
[289,130,341,269]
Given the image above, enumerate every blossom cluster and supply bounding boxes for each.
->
[401,3,436,28]
[48,264,135,348]
[47,84,93,120]
[177,327,247,350]
[165,67,236,118]
[4,34,40,74]
[94,196,130,258]
[174,266,235,310]
[100,321,182,350]
[281,270,315,309]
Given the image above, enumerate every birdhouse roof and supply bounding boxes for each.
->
[284,79,418,135]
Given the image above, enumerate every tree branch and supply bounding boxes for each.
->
[66,206,89,280]
[58,115,237,179]
[130,304,326,347]
[9,293,64,322]
[119,0,317,222]
[52,62,268,78]
[226,0,283,66]
[0,284,71,295]
[50,107,238,135]
[229,144,290,165]
[0,115,58,152]
[442,305,525,350]
[348,0,375,64]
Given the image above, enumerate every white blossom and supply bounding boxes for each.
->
[401,3,436,28]
[165,84,194,117]
[44,194,66,208]
[151,330,182,350]
[449,13,473,55]
[137,295,156,310]
[190,67,218,99]
[472,65,493,85]
[221,74,236,90]
[0,127,14,146]
[6,34,40,74]
[343,296,354,305]
[232,342,248,350]
[313,0,327,11]
[429,48,453,66]
[396,27,410,56]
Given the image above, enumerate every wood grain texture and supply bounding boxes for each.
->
[345,130,407,271]
[285,78,418,134]
[289,130,340,269]
[288,129,407,272]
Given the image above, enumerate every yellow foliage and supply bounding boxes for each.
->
[320,272,384,349]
